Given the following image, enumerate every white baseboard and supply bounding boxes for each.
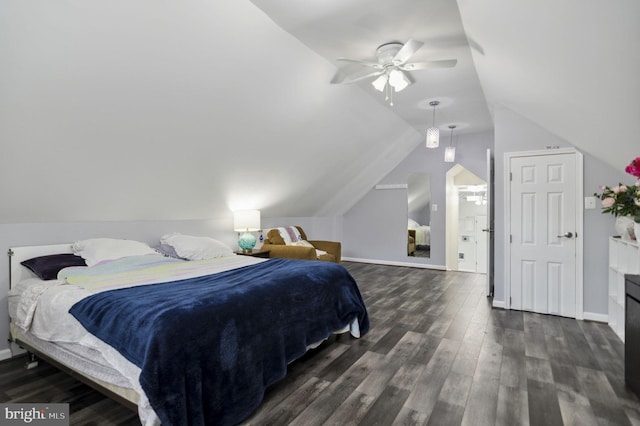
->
[582,312,608,323]
[487,303,608,323]
[342,257,446,270]
[0,348,12,361]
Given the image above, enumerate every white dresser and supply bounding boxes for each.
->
[609,237,640,342]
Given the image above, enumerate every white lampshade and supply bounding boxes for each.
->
[444,146,456,162]
[426,127,439,148]
[388,70,409,92]
[233,210,261,232]
[371,74,387,92]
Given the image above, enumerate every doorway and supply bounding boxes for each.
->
[445,165,488,275]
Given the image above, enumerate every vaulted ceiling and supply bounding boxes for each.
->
[1,0,637,224]
[458,0,640,171]
[251,0,493,137]
[0,0,421,222]
[253,0,640,171]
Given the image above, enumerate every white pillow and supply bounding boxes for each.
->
[290,240,315,248]
[290,240,327,258]
[72,238,157,266]
[160,233,233,260]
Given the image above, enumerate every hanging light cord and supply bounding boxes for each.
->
[385,72,394,106]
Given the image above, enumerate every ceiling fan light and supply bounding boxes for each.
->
[388,69,409,92]
[426,127,439,148]
[371,75,387,92]
[444,146,456,162]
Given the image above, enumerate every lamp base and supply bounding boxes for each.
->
[238,231,257,252]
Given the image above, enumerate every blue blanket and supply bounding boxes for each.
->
[69,258,369,425]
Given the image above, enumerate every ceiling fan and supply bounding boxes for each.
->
[332,39,457,104]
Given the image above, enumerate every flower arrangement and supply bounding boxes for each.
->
[594,157,640,223]
[627,157,640,180]
[594,183,640,218]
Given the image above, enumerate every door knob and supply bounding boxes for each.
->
[557,232,574,238]
[482,228,494,233]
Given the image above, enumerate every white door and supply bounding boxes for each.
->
[476,215,488,274]
[509,151,579,317]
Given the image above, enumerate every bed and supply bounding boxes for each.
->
[7,238,369,425]
[408,219,431,248]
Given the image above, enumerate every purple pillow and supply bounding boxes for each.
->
[154,244,185,260]
[21,253,87,280]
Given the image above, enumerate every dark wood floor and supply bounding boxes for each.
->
[1,262,639,425]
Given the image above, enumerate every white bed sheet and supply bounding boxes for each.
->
[409,225,431,246]
[10,254,266,426]
[9,252,361,425]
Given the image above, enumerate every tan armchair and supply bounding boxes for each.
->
[408,229,416,256]
[262,226,341,263]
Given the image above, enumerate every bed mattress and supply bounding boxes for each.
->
[8,254,270,425]
[9,323,139,405]
[8,249,368,425]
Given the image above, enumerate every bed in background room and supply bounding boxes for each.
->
[7,236,369,425]
[408,218,431,251]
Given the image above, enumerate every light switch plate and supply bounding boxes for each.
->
[584,196,597,210]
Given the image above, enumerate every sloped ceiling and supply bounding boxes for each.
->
[457,0,640,170]
[0,0,423,223]
[250,0,493,137]
[2,1,636,225]
[254,0,640,171]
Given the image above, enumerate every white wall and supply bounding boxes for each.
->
[0,0,419,223]
[342,131,494,267]
[492,106,630,317]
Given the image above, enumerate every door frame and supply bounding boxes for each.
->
[476,215,488,274]
[503,148,584,319]
[486,148,494,297]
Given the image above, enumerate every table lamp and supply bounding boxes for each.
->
[233,210,261,253]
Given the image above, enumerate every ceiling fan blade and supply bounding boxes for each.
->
[336,57,382,68]
[392,39,424,65]
[400,59,458,71]
[331,68,384,84]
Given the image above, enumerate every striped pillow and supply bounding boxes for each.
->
[277,226,303,244]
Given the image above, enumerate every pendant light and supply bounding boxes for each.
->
[426,101,440,148]
[444,125,456,162]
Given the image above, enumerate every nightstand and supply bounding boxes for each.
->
[234,249,271,259]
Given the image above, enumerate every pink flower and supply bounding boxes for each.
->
[602,197,615,208]
[626,157,640,179]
